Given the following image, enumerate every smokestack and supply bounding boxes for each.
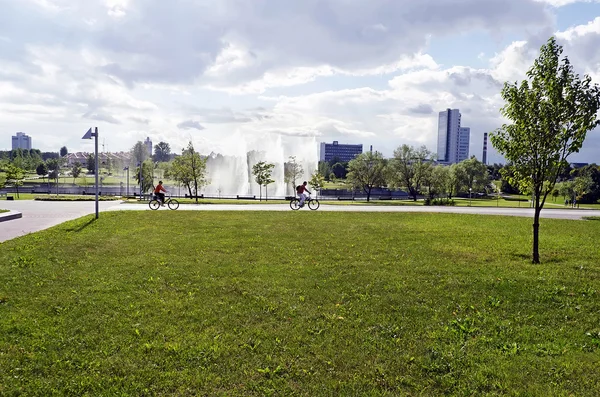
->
[370,145,373,153]
[483,133,488,165]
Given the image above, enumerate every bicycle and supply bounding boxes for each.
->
[290,194,320,210]
[149,194,179,210]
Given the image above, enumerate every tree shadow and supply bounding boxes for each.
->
[65,217,96,233]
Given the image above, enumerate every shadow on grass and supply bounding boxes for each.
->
[65,217,97,232]
[583,216,600,221]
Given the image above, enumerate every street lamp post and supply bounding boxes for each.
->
[469,187,472,207]
[137,162,142,200]
[123,167,129,196]
[81,127,99,219]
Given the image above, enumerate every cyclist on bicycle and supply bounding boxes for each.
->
[296,181,311,208]
[154,181,167,206]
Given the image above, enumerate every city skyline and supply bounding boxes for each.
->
[1,1,600,164]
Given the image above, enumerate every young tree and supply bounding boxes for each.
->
[309,171,326,198]
[153,141,171,162]
[86,154,95,174]
[347,151,387,202]
[573,175,593,206]
[60,146,68,157]
[36,162,48,184]
[169,142,208,203]
[318,161,333,181]
[131,141,149,165]
[491,37,600,263]
[252,161,275,201]
[170,156,193,198]
[387,145,434,201]
[455,156,489,194]
[134,160,154,194]
[71,162,82,185]
[46,158,61,195]
[284,156,304,193]
[5,164,25,198]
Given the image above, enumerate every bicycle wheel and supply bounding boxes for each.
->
[290,199,300,210]
[168,199,179,210]
[149,200,160,210]
[308,199,320,210]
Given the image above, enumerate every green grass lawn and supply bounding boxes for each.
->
[2,212,600,395]
[0,209,8,214]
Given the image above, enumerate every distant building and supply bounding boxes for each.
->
[144,137,153,158]
[319,141,363,162]
[437,109,470,164]
[570,162,589,169]
[12,132,32,150]
[482,132,488,165]
[64,152,132,167]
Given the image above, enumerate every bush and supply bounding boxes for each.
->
[424,197,456,206]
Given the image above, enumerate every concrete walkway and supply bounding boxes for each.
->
[1,200,600,243]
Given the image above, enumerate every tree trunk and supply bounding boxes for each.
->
[532,207,541,264]
[366,187,371,202]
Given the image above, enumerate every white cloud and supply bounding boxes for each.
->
[2,0,600,163]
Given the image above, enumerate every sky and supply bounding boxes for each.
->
[2,0,600,164]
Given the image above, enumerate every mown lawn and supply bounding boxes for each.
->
[1,212,600,396]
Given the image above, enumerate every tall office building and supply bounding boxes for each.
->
[482,132,488,165]
[12,132,32,150]
[319,141,363,162]
[144,137,153,157]
[437,109,470,164]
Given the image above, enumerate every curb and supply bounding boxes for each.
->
[0,211,23,222]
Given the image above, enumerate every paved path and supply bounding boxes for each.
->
[1,200,599,243]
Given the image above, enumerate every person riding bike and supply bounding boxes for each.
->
[296,181,311,208]
[154,181,167,206]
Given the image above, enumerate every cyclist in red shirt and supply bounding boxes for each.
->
[296,181,312,208]
[154,181,167,206]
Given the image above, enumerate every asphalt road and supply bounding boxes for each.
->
[1,200,599,243]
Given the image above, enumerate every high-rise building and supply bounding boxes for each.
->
[12,132,32,150]
[319,141,363,162]
[437,109,470,164]
[482,132,488,165]
[144,137,153,158]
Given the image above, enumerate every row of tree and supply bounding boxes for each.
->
[343,145,490,202]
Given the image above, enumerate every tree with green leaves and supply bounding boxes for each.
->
[153,141,171,162]
[60,146,68,157]
[46,158,61,195]
[36,162,48,184]
[573,175,593,206]
[71,162,82,185]
[284,156,304,194]
[347,151,387,202]
[6,164,25,198]
[131,141,149,165]
[491,37,600,263]
[309,171,325,198]
[252,161,275,201]
[86,154,95,174]
[169,142,207,203]
[134,160,154,194]
[387,145,434,201]
[455,156,489,194]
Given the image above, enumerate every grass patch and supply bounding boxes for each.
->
[0,209,8,214]
[1,212,600,395]
[34,195,121,202]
